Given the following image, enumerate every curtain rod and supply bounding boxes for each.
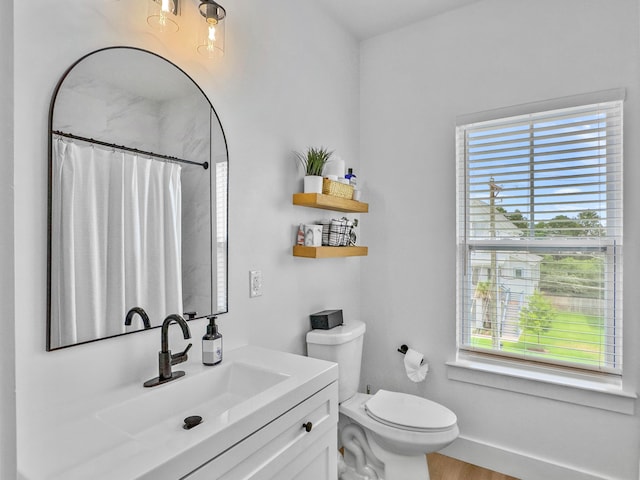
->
[52,130,209,170]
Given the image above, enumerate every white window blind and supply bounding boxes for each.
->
[456,99,623,374]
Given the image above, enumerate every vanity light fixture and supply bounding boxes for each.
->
[145,0,226,58]
[147,0,180,33]
[196,1,226,58]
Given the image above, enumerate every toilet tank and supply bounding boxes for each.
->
[306,320,366,403]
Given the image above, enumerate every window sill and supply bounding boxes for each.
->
[447,353,637,415]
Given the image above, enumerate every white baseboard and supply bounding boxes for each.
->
[440,435,615,480]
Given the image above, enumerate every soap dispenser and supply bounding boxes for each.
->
[203,316,222,365]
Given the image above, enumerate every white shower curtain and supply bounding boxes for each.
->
[51,138,183,347]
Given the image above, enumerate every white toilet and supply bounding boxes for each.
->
[306,320,459,480]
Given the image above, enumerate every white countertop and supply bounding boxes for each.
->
[20,346,338,480]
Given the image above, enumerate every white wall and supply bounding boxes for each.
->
[360,0,640,478]
[1,0,17,478]
[14,0,640,478]
[13,0,360,475]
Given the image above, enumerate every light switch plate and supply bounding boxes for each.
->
[250,270,263,298]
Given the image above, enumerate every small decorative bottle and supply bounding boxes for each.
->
[202,316,223,365]
[345,168,357,186]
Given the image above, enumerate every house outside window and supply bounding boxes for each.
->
[456,96,623,374]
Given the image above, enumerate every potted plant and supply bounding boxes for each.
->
[296,147,333,194]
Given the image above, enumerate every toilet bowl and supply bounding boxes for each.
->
[306,320,459,480]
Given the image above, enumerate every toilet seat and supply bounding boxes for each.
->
[340,392,459,457]
[364,390,457,432]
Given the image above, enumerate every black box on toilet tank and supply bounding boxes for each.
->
[310,309,344,330]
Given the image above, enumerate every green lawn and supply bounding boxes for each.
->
[471,311,605,367]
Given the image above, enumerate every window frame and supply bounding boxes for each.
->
[455,91,624,376]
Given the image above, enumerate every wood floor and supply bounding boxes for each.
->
[427,453,519,480]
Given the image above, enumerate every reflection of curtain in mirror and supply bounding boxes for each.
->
[51,139,183,346]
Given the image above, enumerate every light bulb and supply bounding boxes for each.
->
[147,0,179,33]
[197,1,225,59]
[197,17,225,58]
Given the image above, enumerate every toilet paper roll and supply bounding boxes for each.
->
[404,348,429,382]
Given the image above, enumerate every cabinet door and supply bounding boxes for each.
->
[184,382,338,480]
[269,428,336,480]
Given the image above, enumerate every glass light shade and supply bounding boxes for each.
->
[197,18,225,59]
[147,0,179,33]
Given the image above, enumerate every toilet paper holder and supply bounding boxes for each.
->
[397,344,424,365]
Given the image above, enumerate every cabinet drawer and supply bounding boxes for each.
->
[184,381,338,480]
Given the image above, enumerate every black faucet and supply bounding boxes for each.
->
[124,307,151,329]
[143,314,192,388]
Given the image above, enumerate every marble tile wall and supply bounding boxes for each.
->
[160,94,216,319]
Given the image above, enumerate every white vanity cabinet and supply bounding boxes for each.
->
[23,347,338,480]
[183,382,338,480]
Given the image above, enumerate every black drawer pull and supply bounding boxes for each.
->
[302,421,313,432]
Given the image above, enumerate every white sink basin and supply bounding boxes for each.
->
[24,346,338,480]
[97,361,289,438]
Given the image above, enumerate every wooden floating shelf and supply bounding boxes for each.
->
[292,193,369,213]
[293,245,368,258]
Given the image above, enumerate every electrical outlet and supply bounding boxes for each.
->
[249,270,263,298]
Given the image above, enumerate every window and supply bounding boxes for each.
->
[472,267,479,285]
[456,98,623,374]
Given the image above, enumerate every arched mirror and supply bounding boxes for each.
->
[47,47,228,350]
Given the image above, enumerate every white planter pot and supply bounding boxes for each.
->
[303,175,324,194]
